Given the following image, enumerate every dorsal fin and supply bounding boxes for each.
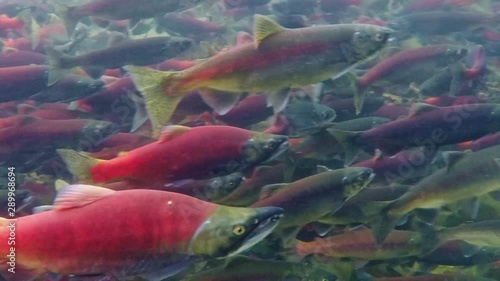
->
[310,222,335,237]
[317,165,331,173]
[348,224,370,232]
[373,149,383,161]
[19,115,39,125]
[408,103,439,117]
[252,165,272,178]
[253,15,285,49]
[17,103,38,115]
[442,151,468,171]
[159,125,192,143]
[54,184,115,210]
[259,183,288,200]
[32,205,54,214]
[54,179,70,191]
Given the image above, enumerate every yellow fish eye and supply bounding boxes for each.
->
[233,225,246,235]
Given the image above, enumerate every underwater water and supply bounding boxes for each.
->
[1,0,500,280]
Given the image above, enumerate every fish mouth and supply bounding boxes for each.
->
[366,172,376,187]
[226,207,284,257]
[264,137,289,163]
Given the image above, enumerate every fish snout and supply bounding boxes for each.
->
[166,36,194,53]
[255,206,284,225]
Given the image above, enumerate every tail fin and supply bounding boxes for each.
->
[415,221,442,256]
[56,149,101,184]
[328,129,363,166]
[124,65,184,138]
[45,46,71,86]
[16,9,40,49]
[348,74,367,116]
[53,2,79,36]
[369,211,401,245]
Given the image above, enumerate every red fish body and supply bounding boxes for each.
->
[0,185,283,279]
[59,125,288,184]
[57,0,206,34]
[402,0,472,13]
[0,51,46,67]
[1,190,216,274]
[126,16,391,132]
[157,14,227,37]
[357,45,466,90]
[0,118,118,153]
[352,148,435,184]
[94,126,250,182]
[214,94,273,128]
[0,65,48,102]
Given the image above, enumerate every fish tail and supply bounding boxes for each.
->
[53,2,79,36]
[45,46,71,86]
[15,9,40,49]
[370,211,401,245]
[124,65,185,138]
[328,129,362,166]
[199,88,241,115]
[346,72,365,115]
[415,221,443,256]
[56,149,101,184]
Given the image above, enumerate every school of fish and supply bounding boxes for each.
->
[2,0,500,280]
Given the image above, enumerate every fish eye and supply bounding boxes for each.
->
[233,225,246,235]
[353,32,369,44]
[358,170,371,181]
[341,176,350,185]
[374,32,385,42]
[230,178,242,187]
[266,139,278,149]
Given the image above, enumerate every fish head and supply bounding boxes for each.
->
[161,36,194,57]
[188,206,283,257]
[346,25,392,62]
[74,77,105,97]
[77,120,119,149]
[311,103,337,124]
[207,172,244,198]
[340,167,375,199]
[240,133,289,166]
[444,46,468,64]
[285,102,337,129]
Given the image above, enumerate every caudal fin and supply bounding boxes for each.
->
[124,65,185,138]
[16,9,40,49]
[328,129,363,166]
[369,211,402,245]
[53,2,79,36]
[56,149,101,184]
[345,72,366,115]
[415,221,442,256]
[45,46,70,86]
